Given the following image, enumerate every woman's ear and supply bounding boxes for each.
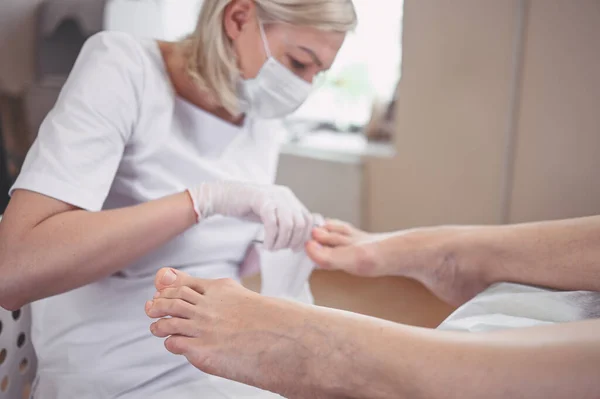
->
[223,0,257,40]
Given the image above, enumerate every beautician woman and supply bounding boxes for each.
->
[0,0,357,397]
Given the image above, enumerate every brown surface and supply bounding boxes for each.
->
[365,0,519,231]
[244,270,455,329]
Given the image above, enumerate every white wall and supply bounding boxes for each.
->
[276,154,364,227]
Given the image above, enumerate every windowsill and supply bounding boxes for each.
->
[280,131,396,164]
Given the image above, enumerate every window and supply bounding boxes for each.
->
[286,0,404,136]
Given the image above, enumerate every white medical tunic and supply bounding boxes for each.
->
[11,31,285,398]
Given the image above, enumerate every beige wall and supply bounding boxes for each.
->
[366,0,600,231]
[366,0,519,231]
[509,0,600,223]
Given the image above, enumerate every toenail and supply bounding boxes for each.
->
[161,269,177,285]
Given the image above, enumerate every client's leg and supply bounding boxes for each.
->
[145,268,360,399]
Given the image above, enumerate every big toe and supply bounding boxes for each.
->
[155,267,208,294]
[155,267,187,291]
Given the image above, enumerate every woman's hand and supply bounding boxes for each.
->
[188,181,313,251]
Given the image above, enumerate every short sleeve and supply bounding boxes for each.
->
[10,31,145,211]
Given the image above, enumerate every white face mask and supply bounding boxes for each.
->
[238,21,313,119]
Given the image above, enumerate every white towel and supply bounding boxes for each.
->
[438,282,600,332]
[256,214,325,304]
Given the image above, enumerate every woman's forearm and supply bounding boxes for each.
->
[0,191,196,310]
[330,316,600,399]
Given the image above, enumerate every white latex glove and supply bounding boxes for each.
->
[187,181,314,251]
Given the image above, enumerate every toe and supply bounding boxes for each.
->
[155,268,179,290]
[312,228,351,247]
[305,241,335,269]
[146,297,197,319]
[324,220,352,235]
[157,286,203,305]
[164,335,193,355]
[164,336,211,373]
[150,317,198,338]
[155,268,209,293]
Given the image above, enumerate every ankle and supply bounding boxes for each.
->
[430,226,492,305]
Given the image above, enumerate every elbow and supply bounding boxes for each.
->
[0,298,25,312]
[0,255,30,311]
[0,280,26,311]
[0,278,28,311]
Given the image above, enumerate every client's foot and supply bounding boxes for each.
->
[312,219,373,247]
[145,268,356,399]
[307,220,384,277]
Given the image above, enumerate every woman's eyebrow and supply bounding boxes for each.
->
[297,46,323,67]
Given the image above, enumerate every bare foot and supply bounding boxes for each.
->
[307,220,384,277]
[145,268,359,399]
[311,219,373,247]
[308,222,488,305]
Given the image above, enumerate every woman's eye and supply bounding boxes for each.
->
[289,58,307,71]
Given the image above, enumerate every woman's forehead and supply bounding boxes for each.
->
[269,24,346,56]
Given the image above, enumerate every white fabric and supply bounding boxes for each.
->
[259,248,316,304]
[438,282,600,333]
[258,214,325,304]
[147,375,284,399]
[10,31,290,398]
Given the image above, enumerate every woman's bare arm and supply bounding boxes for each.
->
[0,189,196,310]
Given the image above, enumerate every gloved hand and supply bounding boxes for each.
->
[187,181,314,251]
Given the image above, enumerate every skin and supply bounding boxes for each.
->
[307,216,600,305]
[146,216,600,396]
[0,0,345,311]
[147,267,600,399]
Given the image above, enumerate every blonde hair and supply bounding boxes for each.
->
[181,0,357,115]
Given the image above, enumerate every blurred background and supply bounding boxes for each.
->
[1,0,600,330]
